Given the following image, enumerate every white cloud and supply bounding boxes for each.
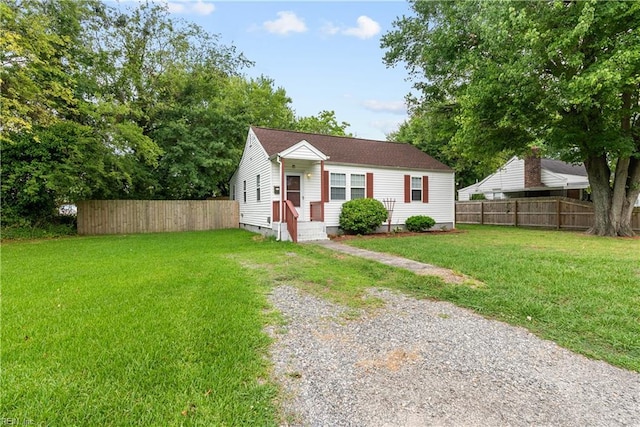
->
[263,11,307,35]
[166,1,215,16]
[320,21,340,36]
[343,16,381,39]
[192,1,215,15]
[166,2,185,13]
[370,118,406,138]
[362,100,407,115]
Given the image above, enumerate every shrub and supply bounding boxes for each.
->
[339,198,388,235]
[405,215,436,232]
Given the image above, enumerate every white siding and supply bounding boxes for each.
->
[477,157,524,193]
[323,164,455,227]
[542,171,589,188]
[541,169,567,187]
[231,129,273,228]
[457,184,479,201]
[283,144,324,161]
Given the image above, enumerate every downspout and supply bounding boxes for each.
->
[276,155,283,241]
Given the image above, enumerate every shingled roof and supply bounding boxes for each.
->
[541,159,587,177]
[251,126,452,171]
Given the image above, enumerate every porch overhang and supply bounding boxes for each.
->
[269,139,329,162]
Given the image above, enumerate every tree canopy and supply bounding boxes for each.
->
[382,0,640,236]
[1,0,351,227]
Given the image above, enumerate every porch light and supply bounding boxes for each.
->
[306,173,312,179]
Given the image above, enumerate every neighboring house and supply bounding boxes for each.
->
[230,126,455,242]
[458,154,592,201]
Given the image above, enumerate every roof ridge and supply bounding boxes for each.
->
[251,125,407,145]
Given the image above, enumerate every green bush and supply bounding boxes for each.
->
[339,198,388,235]
[405,215,436,232]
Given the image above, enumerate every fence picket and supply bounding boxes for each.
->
[456,197,640,232]
[77,200,239,235]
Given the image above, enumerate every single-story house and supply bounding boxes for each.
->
[458,154,592,201]
[230,126,455,242]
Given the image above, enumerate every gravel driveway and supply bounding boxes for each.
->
[267,285,640,426]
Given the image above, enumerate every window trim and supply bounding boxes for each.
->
[411,176,422,202]
[350,173,366,200]
[243,180,247,203]
[256,174,261,202]
[330,172,346,201]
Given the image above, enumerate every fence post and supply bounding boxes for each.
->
[557,198,561,230]
[480,201,484,225]
[514,200,518,226]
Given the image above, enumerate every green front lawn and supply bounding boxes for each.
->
[1,231,284,426]
[2,226,638,425]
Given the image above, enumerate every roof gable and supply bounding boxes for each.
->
[251,126,452,171]
[278,139,328,161]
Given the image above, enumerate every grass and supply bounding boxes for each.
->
[2,226,638,425]
[344,225,640,372]
[1,230,284,426]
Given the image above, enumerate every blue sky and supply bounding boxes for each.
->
[122,0,415,140]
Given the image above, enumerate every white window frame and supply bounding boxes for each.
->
[330,173,346,201]
[411,176,422,202]
[256,175,261,202]
[350,174,365,200]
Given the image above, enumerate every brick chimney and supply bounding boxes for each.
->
[524,147,543,188]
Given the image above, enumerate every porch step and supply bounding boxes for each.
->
[297,221,328,242]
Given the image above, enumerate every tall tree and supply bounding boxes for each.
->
[0,0,89,138]
[1,0,248,224]
[388,104,504,190]
[382,0,640,236]
[294,110,351,136]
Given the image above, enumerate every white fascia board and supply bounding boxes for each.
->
[276,139,328,161]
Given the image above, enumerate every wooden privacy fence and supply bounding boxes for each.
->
[456,197,640,232]
[77,200,239,235]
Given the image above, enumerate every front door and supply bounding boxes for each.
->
[286,175,303,218]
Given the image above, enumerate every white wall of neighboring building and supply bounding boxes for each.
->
[541,170,589,188]
[479,157,524,193]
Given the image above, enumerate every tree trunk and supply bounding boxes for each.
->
[617,90,639,237]
[610,156,630,234]
[584,155,615,236]
[619,157,640,237]
[585,154,638,237]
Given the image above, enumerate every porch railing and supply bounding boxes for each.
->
[310,201,324,222]
[284,199,299,243]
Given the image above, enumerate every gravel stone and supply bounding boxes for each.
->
[267,285,640,426]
